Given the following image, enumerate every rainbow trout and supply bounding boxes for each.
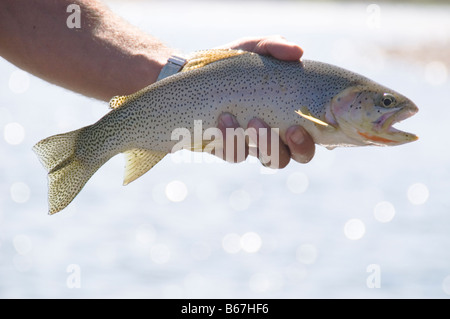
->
[33,50,418,214]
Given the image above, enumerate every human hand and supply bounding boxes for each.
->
[218,35,304,62]
[216,36,315,168]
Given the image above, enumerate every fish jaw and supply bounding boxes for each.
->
[366,103,419,146]
[330,86,419,147]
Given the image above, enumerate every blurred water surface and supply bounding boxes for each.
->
[1,0,450,298]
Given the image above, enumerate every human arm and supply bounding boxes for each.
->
[0,0,174,101]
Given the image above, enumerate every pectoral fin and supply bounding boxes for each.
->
[123,149,167,185]
[295,107,336,131]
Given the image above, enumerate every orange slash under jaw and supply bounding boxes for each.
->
[357,131,397,144]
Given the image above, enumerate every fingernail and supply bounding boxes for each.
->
[220,113,238,127]
[290,129,305,145]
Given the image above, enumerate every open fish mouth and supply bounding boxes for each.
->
[373,103,419,143]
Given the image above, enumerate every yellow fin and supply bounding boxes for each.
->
[123,149,167,185]
[295,107,335,129]
[182,49,248,72]
[109,95,129,109]
[33,128,105,215]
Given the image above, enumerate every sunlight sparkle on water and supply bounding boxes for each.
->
[344,219,366,240]
[373,201,395,223]
[165,180,188,202]
[4,122,25,145]
[407,183,429,205]
[222,232,262,254]
[240,232,262,253]
[10,182,30,204]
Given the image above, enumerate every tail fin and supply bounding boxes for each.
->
[33,128,103,215]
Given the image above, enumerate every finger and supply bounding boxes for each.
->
[247,118,291,169]
[285,126,315,164]
[217,112,248,163]
[253,36,304,61]
[219,35,303,62]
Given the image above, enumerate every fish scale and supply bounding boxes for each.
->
[33,49,418,214]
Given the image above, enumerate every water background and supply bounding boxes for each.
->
[1,0,450,298]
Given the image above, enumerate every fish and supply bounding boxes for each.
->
[33,49,418,214]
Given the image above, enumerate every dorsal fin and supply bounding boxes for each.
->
[109,95,130,109]
[123,149,167,185]
[181,49,248,72]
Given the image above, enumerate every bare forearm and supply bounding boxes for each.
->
[0,0,174,101]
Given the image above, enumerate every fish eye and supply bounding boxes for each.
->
[381,93,396,108]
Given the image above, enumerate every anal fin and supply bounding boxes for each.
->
[123,149,167,185]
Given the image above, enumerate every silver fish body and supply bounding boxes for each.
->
[34,50,418,214]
